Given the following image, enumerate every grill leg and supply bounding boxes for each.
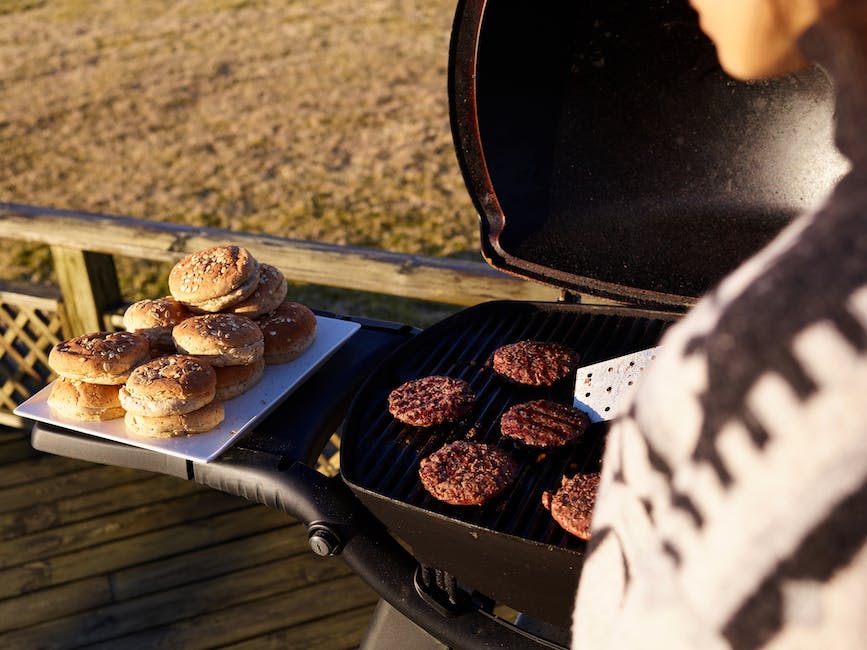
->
[361,599,449,650]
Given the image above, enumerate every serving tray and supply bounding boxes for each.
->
[15,315,360,462]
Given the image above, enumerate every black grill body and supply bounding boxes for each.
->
[341,301,675,625]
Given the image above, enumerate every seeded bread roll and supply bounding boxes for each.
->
[256,302,318,365]
[214,357,265,401]
[48,331,151,385]
[124,400,225,438]
[119,354,217,417]
[172,313,264,367]
[122,297,191,351]
[47,378,124,421]
[168,245,260,313]
[227,264,288,319]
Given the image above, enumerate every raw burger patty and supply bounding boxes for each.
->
[387,375,475,426]
[419,440,518,505]
[542,472,600,540]
[492,340,579,386]
[500,399,589,447]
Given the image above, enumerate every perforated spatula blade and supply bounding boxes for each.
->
[573,347,660,422]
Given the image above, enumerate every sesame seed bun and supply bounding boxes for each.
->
[226,264,288,319]
[172,313,264,367]
[49,331,151,385]
[168,245,260,313]
[47,378,124,421]
[119,354,217,417]
[256,302,318,365]
[124,400,225,438]
[122,297,191,351]
[213,357,265,401]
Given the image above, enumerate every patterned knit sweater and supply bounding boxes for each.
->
[571,9,867,649]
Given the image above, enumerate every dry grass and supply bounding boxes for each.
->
[0,0,479,325]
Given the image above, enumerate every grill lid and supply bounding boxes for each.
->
[449,0,848,307]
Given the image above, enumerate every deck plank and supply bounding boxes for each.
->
[83,575,379,650]
[0,548,361,649]
[0,435,40,465]
[0,464,147,515]
[0,452,91,489]
[0,427,378,648]
[0,475,202,540]
[222,605,378,650]
[0,488,250,570]
[0,526,300,633]
[0,501,277,599]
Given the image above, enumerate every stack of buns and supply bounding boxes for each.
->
[120,355,224,438]
[45,244,319,438]
[172,313,266,400]
[47,331,151,421]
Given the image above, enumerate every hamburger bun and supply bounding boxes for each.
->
[49,331,151,385]
[214,357,265,401]
[119,354,217,417]
[124,400,225,438]
[122,297,191,351]
[226,264,288,319]
[256,302,318,365]
[168,245,260,313]
[47,378,124,421]
[172,313,264,367]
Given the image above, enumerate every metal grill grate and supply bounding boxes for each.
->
[341,301,673,549]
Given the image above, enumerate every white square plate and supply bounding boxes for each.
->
[14,316,360,462]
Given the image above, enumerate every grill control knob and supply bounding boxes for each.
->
[307,524,342,557]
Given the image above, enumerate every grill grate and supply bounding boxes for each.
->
[341,301,673,549]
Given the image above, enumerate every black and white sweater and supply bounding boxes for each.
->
[572,9,867,649]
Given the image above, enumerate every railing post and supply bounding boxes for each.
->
[49,246,122,335]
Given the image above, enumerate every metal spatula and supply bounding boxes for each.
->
[573,347,660,422]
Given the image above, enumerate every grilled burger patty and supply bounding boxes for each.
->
[500,399,589,447]
[419,440,518,505]
[387,375,475,426]
[492,340,580,386]
[541,472,600,540]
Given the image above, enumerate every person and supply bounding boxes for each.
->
[571,1,867,648]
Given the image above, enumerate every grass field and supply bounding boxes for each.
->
[0,0,479,325]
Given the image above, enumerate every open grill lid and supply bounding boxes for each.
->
[449,0,848,308]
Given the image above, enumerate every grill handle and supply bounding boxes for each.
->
[191,449,566,650]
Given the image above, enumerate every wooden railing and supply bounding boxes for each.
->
[0,202,619,426]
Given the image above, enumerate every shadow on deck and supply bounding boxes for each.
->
[0,426,377,649]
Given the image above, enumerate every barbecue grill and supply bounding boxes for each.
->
[29,0,846,647]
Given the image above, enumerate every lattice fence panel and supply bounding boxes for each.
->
[0,285,67,428]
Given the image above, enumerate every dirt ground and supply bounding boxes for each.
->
[0,0,479,323]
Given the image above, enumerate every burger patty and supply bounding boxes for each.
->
[492,340,580,386]
[500,399,589,447]
[418,440,518,505]
[541,472,600,540]
[387,375,475,427]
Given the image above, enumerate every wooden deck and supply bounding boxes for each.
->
[0,426,378,649]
